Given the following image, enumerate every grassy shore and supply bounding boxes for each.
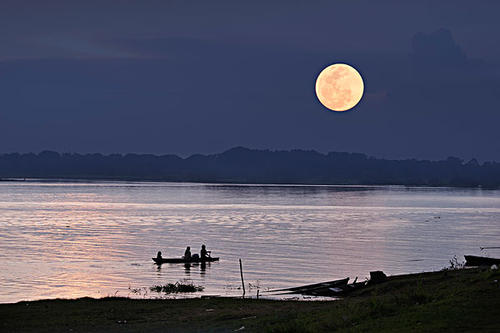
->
[2,267,499,332]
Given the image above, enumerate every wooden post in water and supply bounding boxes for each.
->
[239,258,246,298]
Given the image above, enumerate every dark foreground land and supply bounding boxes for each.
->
[2,268,499,332]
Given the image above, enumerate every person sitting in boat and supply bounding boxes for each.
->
[183,246,192,260]
[156,251,162,260]
[200,244,211,259]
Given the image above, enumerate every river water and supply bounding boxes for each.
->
[1,181,499,303]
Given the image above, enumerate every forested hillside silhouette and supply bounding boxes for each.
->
[1,147,499,187]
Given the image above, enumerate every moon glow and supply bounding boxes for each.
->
[315,63,364,112]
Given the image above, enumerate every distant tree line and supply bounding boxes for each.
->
[0,147,499,188]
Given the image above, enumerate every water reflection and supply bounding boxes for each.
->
[201,261,207,274]
[154,261,212,277]
[201,184,376,205]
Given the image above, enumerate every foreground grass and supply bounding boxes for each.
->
[1,268,499,332]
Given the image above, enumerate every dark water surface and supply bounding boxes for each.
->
[1,181,499,303]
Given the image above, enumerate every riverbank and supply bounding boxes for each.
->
[2,147,499,187]
[1,267,499,332]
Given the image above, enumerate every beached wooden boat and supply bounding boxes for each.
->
[266,277,372,297]
[267,277,349,294]
[464,255,500,266]
[152,257,219,264]
[302,281,367,297]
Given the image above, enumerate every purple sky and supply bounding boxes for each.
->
[1,1,499,160]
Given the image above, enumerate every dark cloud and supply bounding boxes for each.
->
[411,28,467,69]
[378,28,500,160]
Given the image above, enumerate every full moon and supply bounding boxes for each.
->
[315,63,364,112]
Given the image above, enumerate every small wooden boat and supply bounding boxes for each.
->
[152,257,219,264]
[464,255,500,266]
